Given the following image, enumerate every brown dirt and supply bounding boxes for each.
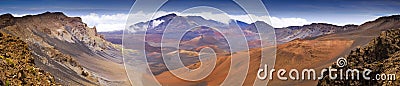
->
[318,28,400,86]
[0,32,58,85]
[153,15,400,86]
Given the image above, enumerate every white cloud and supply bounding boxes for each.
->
[79,13,128,32]
[124,11,319,29]
[11,11,389,32]
[12,13,36,17]
[126,11,272,26]
[76,11,319,32]
[79,11,316,32]
[270,17,311,28]
[152,19,164,27]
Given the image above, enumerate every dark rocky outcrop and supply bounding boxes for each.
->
[318,28,400,85]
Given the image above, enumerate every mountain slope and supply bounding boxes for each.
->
[316,15,400,60]
[269,15,400,86]
[274,23,358,43]
[154,15,400,86]
[318,28,400,85]
[0,12,128,85]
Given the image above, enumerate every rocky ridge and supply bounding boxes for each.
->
[275,23,358,43]
[318,28,400,85]
[0,12,127,85]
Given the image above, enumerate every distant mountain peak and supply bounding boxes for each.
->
[40,11,66,16]
[166,13,177,16]
[376,15,400,20]
[361,15,400,26]
[155,13,177,20]
[0,13,13,18]
[309,23,334,26]
[235,20,249,24]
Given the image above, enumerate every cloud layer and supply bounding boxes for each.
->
[9,12,343,32]
[270,17,311,28]
[79,13,128,32]
[11,11,357,32]
[77,11,320,32]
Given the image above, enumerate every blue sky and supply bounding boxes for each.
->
[1,0,399,31]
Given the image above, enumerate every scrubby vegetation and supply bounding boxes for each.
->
[0,32,58,85]
[318,28,400,85]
